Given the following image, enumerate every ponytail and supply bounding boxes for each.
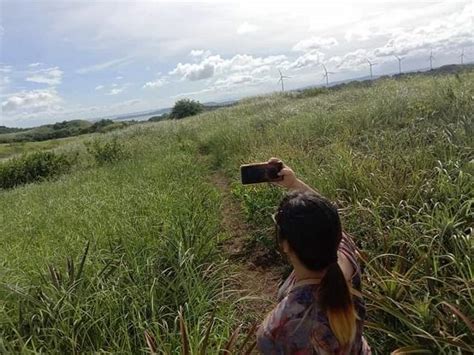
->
[318,262,356,347]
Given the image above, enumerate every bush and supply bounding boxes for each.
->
[170,99,203,119]
[0,151,74,189]
[86,137,128,165]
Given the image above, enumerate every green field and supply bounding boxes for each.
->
[1,71,473,353]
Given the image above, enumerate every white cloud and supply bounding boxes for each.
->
[0,65,13,73]
[344,1,467,43]
[172,72,273,99]
[251,65,271,76]
[214,74,253,88]
[345,27,379,42]
[116,75,123,80]
[326,3,473,73]
[28,62,43,68]
[189,49,211,59]
[106,87,125,95]
[329,49,370,70]
[190,49,205,57]
[372,4,473,58]
[95,85,104,90]
[169,52,288,81]
[2,89,62,115]
[26,67,63,86]
[170,61,216,81]
[237,22,259,35]
[287,50,323,70]
[102,82,130,96]
[292,37,338,52]
[143,77,168,89]
[76,57,132,74]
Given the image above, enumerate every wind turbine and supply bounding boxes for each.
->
[321,64,334,86]
[277,69,290,92]
[460,48,465,65]
[394,55,404,74]
[366,58,377,79]
[429,49,434,70]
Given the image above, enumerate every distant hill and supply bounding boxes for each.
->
[297,63,474,91]
[0,119,130,143]
[0,126,27,134]
[392,63,474,78]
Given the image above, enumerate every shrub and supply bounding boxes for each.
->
[170,99,203,119]
[0,151,74,189]
[86,137,128,165]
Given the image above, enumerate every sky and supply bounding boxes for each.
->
[0,0,472,128]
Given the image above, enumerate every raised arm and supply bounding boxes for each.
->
[267,157,321,197]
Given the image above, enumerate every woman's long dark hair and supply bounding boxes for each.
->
[275,191,356,346]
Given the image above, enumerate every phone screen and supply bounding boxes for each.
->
[240,162,283,184]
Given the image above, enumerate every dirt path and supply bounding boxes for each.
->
[210,172,282,324]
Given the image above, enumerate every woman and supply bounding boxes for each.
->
[257,158,371,354]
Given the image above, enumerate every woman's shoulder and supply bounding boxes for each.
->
[258,285,340,353]
[263,285,316,331]
[339,232,363,286]
[339,232,359,265]
[277,270,296,302]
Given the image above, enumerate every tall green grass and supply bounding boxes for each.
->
[1,70,473,353]
[0,126,237,353]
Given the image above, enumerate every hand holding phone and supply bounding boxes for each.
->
[240,161,284,185]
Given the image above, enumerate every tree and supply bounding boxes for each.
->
[170,99,203,119]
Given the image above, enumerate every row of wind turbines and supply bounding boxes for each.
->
[277,48,468,91]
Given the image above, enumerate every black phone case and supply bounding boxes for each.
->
[240,162,283,185]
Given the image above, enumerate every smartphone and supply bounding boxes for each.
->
[240,161,284,185]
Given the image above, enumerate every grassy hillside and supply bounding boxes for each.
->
[0,70,473,353]
[0,136,89,161]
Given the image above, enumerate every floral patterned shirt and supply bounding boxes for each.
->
[257,233,371,355]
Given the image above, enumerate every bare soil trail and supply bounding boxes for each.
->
[210,172,283,324]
